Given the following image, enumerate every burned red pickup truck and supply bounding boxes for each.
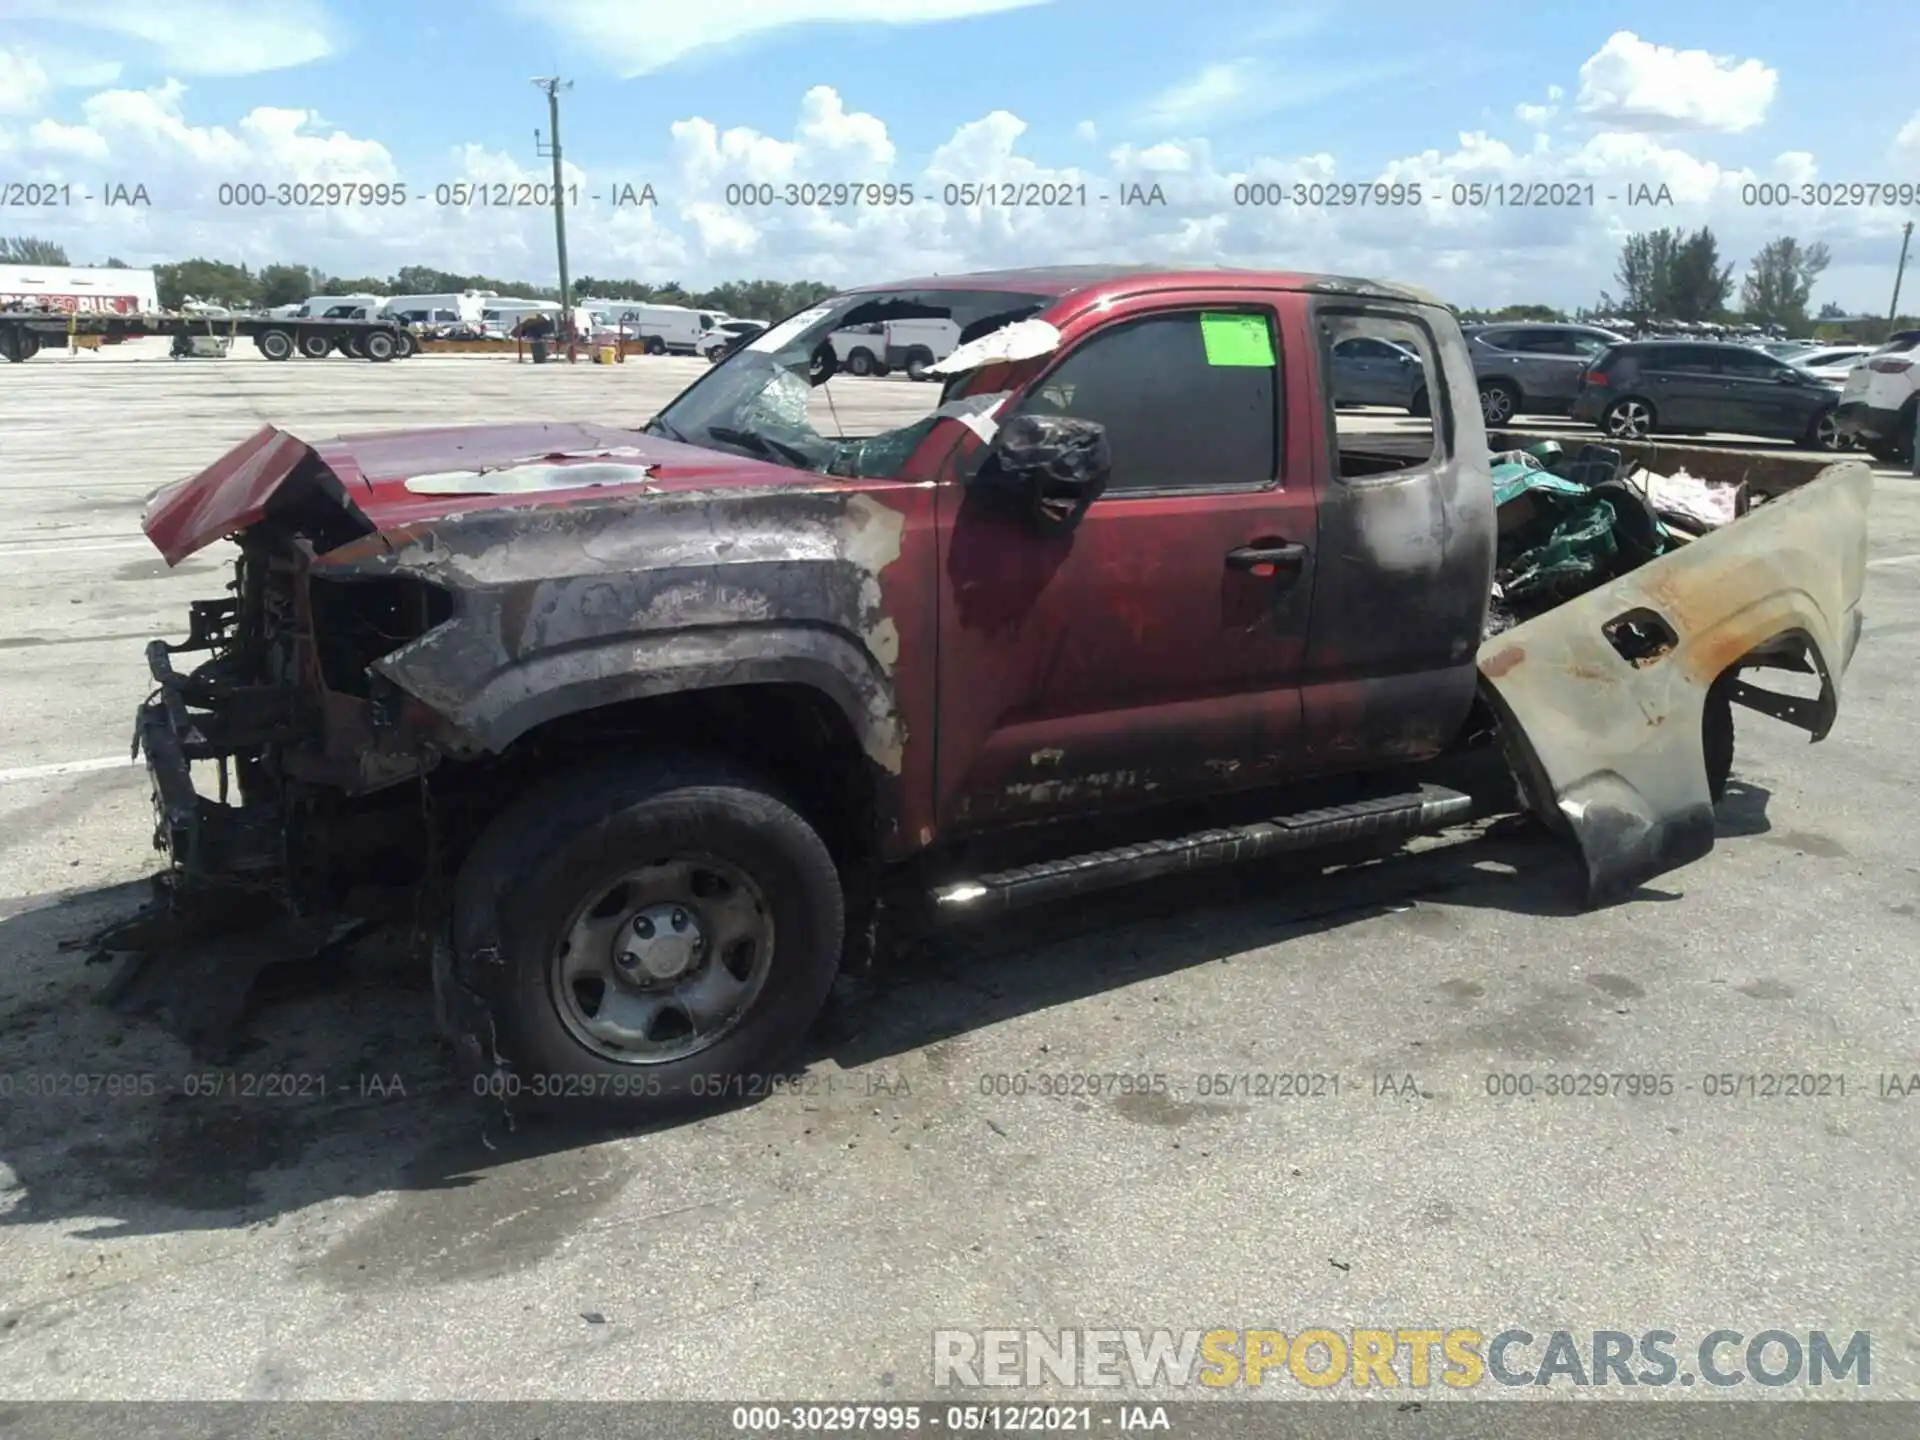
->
[118,265,1872,1117]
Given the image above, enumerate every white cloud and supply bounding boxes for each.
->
[1895,111,1920,164]
[0,49,54,116]
[1140,61,1258,131]
[1074,120,1098,143]
[1514,84,1563,129]
[2,77,1897,313]
[9,1,335,77]
[1576,31,1776,133]
[512,0,1057,76]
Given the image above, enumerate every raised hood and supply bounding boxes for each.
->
[142,421,788,566]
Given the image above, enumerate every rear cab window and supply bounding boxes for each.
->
[1315,306,1452,479]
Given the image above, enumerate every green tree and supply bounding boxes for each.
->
[1740,236,1831,332]
[101,256,131,268]
[256,263,321,307]
[155,258,259,309]
[1668,227,1734,321]
[0,236,70,264]
[1602,227,1732,323]
[1816,300,1847,321]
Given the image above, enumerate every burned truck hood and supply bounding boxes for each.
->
[141,422,794,566]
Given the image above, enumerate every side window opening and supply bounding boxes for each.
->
[1318,309,1443,479]
[1014,309,1281,493]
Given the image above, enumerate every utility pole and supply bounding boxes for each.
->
[532,76,574,352]
[1890,220,1914,331]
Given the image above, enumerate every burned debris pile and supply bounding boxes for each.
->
[1485,440,1748,637]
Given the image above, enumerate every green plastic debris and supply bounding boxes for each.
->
[1524,439,1566,469]
[1491,458,1590,508]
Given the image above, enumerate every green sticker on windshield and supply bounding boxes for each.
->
[1200,312,1274,367]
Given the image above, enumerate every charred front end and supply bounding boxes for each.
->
[135,453,454,912]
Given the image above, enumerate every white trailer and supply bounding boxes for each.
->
[0,263,158,315]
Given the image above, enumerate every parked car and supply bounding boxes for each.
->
[700,318,767,363]
[1328,335,1425,411]
[1834,330,1920,464]
[1460,323,1630,424]
[1572,339,1846,448]
[1793,346,1874,383]
[123,265,1870,1121]
[1758,340,1822,362]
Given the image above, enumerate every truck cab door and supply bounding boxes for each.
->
[1302,304,1495,767]
[934,296,1322,833]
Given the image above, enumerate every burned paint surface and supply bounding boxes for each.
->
[1478,459,1871,905]
[1298,299,1496,768]
[314,484,921,784]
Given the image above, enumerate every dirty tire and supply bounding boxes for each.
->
[1704,676,1735,804]
[364,330,396,361]
[391,329,417,359]
[298,332,331,359]
[645,335,667,356]
[1408,386,1430,418]
[847,348,876,376]
[450,757,844,1121]
[257,328,294,361]
[905,349,934,382]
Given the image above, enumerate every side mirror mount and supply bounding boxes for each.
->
[976,413,1111,535]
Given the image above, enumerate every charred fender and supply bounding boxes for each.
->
[1479,460,1871,906]
[309,485,914,783]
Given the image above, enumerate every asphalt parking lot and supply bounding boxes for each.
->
[2,341,1918,1402]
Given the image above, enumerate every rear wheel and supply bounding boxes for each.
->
[257,328,294,361]
[364,330,396,362]
[645,336,667,356]
[298,331,331,359]
[905,348,934,382]
[391,329,416,359]
[1800,407,1842,451]
[3,329,40,362]
[1408,386,1430,418]
[449,758,845,1121]
[846,348,877,377]
[1603,396,1656,440]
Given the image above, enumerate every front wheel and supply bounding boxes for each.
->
[1603,396,1656,440]
[364,330,396,362]
[905,349,934,382]
[449,759,845,1121]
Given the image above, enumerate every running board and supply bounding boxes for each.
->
[930,784,1475,917]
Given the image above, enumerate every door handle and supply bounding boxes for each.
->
[1225,542,1308,578]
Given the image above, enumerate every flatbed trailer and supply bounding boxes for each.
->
[0,309,416,364]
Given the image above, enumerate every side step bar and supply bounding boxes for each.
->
[931,784,1475,917]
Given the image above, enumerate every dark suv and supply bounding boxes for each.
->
[1461,323,1629,423]
[1572,339,1845,449]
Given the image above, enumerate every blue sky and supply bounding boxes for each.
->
[5,0,1919,309]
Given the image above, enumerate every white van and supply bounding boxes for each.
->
[382,293,484,326]
[598,302,714,356]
